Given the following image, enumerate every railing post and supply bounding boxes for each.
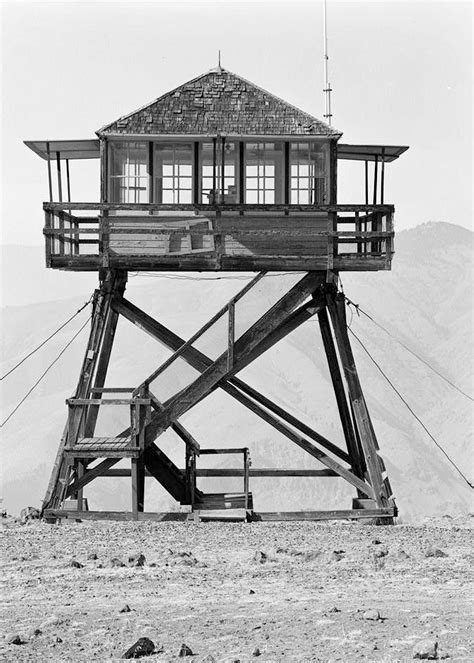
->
[243,448,250,510]
[44,208,52,267]
[101,210,110,268]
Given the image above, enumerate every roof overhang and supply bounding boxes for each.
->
[337,144,409,162]
[24,139,100,160]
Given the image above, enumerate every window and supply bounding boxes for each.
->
[245,143,284,204]
[109,141,149,203]
[154,143,193,204]
[290,142,329,204]
[201,141,238,204]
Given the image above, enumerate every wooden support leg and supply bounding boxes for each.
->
[318,307,364,478]
[327,292,393,509]
[42,270,127,513]
[74,460,85,508]
[131,457,145,518]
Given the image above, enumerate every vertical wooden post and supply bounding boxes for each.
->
[381,147,385,204]
[239,141,245,209]
[46,142,53,202]
[56,152,63,203]
[284,142,290,206]
[212,137,217,204]
[373,156,378,205]
[243,448,250,510]
[364,160,368,205]
[193,141,200,205]
[221,136,226,202]
[327,292,389,508]
[100,138,108,203]
[318,306,363,478]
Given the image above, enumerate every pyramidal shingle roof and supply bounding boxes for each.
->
[97,68,342,138]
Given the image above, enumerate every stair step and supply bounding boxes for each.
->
[67,436,139,458]
[195,492,253,511]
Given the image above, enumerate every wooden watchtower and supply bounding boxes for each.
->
[26,67,408,523]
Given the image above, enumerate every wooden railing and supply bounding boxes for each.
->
[43,202,394,271]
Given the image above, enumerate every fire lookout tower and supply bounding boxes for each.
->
[26,67,408,523]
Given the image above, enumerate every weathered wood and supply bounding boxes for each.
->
[131,457,145,517]
[318,307,363,476]
[44,509,191,522]
[253,508,396,521]
[223,381,375,498]
[142,272,324,443]
[98,468,338,477]
[114,296,349,463]
[199,448,249,455]
[43,202,395,213]
[327,293,391,508]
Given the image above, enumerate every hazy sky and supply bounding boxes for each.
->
[1,0,472,246]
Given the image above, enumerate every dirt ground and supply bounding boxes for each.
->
[1,516,472,662]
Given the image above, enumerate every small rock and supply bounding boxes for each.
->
[252,646,262,656]
[110,557,126,568]
[33,629,42,637]
[424,547,448,558]
[249,589,255,595]
[253,551,268,564]
[372,538,382,544]
[122,637,156,659]
[168,551,199,566]
[7,634,24,645]
[87,552,98,560]
[329,551,344,562]
[328,606,341,613]
[128,554,146,567]
[372,546,389,558]
[119,604,132,613]
[363,609,381,621]
[178,643,194,657]
[56,637,63,643]
[70,559,84,568]
[412,639,438,659]
[20,506,40,524]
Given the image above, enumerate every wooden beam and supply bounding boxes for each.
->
[253,508,396,521]
[113,296,349,463]
[44,509,191,522]
[317,307,363,477]
[142,272,324,443]
[223,382,375,498]
[327,293,390,508]
[97,468,338,478]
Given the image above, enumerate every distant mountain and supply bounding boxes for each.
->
[1,222,472,520]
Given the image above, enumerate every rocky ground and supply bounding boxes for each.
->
[1,516,473,662]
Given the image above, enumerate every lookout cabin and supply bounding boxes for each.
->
[26,67,408,273]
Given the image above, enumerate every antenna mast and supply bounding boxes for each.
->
[323,0,333,125]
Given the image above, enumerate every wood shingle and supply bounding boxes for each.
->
[97,68,342,137]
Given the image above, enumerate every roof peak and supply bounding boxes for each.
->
[98,68,342,138]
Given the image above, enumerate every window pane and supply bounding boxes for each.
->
[153,142,193,204]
